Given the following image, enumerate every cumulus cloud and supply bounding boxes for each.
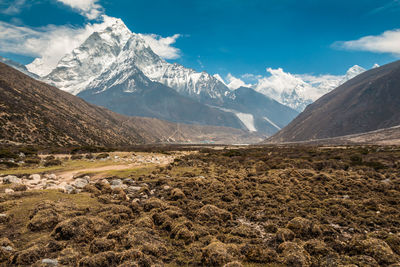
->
[0,16,117,76]
[139,33,181,59]
[215,66,366,111]
[55,0,103,19]
[335,29,400,56]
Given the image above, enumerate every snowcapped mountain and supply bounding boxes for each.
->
[31,17,298,135]
[254,65,366,112]
[43,18,131,95]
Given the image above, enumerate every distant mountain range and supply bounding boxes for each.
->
[27,18,298,136]
[268,60,400,143]
[251,65,367,112]
[0,62,264,146]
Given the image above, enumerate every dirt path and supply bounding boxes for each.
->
[55,163,138,183]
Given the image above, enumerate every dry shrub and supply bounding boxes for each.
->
[241,244,277,263]
[278,241,311,267]
[52,216,109,242]
[28,208,60,232]
[11,245,44,265]
[170,188,185,200]
[89,238,116,253]
[197,204,232,225]
[350,237,399,265]
[202,241,236,266]
[276,228,295,243]
[78,251,119,267]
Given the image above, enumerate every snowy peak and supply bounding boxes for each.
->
[43,18,132,95]
[343,65,366,82]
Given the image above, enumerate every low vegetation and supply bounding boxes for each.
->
[1,145,400,266]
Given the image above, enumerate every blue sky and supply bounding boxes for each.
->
[0,0,400,79]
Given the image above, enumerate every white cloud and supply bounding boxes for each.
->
[335,29,400,56]
[216,66,366,111]
[225,73,251,90]
[139,33,181,59]
[0,16,117,76]
[55,0,103,19]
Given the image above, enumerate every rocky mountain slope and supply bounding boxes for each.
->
[39,17,298,134]
[268,60,400,143]
[0,62,263,146]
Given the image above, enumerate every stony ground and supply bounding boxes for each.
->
[1,146,400,266]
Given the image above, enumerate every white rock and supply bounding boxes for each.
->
[72,178,88,189]
[29,174,41,181]
[42,258,58,266]
[64,185,76,194]
[110,179,122,186]
[2,175,21,184]
[163,185,171,190]
[1,246,13,252]
[45,174,57,180]
[5,188,14,194]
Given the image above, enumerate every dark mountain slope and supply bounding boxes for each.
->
[268,60,400,143]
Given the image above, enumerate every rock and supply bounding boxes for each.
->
[2,175,21,184]
[5,188,14,194]
[64,185,76,194]
[1,246,13,252]
[45,174,57,180]
[110,179,122,186]
[28,174,41,181]
[0,214,10,223]
[42,258,59,266]
[101,179,109,185]
[163,185,171,190]
[127,186,142,193]
[83,176,90,182]
[111,184,127,190]
[123,178,135,185]
[72,178,88,189]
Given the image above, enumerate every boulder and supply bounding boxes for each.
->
[28,174,41,181]
[73,178,88,189]
[42,258,58,266]
[2,175,21,184]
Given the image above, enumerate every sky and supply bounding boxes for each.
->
[1,0,400,82]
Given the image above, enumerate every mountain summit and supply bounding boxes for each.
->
[34,17,298,135]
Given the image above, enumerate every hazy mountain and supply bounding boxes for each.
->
[268,61,400,143]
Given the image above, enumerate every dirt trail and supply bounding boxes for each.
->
[56,163,137,182]
[54,152,177,183]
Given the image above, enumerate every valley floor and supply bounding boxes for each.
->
[1,145,400,266]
